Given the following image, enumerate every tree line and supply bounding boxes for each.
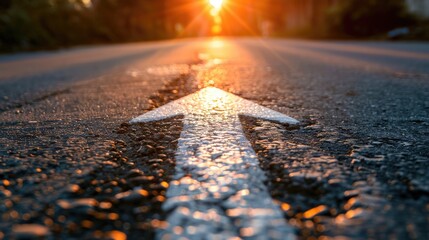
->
[0,0,423,52]
[0,0,179,52]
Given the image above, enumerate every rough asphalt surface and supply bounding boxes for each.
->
[0,38,428,239]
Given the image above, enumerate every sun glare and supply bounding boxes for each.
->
[208,0,224,35]
[209,0,223,10]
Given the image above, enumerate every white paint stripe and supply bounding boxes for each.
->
[131,87,297,240]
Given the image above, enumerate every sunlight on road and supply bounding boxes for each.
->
[191,37,265,90]
[210,38,225,48]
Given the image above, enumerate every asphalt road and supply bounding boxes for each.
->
[1,38,428,240]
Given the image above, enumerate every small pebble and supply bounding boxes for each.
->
[12,224,51,239]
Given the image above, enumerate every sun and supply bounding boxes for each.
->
[209,0,223,10]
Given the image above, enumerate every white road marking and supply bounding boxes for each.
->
[131,87,298,240]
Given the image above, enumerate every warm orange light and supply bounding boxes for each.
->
[208,0,224,35]
[82,0,92,7]
[209,0,223,10]
[211,25,222,34]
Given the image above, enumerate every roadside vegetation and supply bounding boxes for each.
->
[0,0,174,52]
[0,0,427,53]
[324,0,424,39]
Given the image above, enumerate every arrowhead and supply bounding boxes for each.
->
[130,87,299,124]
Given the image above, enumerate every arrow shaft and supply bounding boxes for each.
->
[157,112,295,239]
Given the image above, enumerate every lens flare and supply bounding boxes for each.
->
[209,0,223,10]
[208,0,224,35]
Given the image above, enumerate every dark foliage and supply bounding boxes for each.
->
[326,0,417,37]
[0,0,174,52]
[0,0,425,52]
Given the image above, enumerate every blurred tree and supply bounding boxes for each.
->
[327,0,417,37]
[0,0,92,51]
[0,0,12,11]
[1,0,422,52]
[91,0,171,41]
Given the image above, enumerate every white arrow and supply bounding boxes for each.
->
[131,87,298,240]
